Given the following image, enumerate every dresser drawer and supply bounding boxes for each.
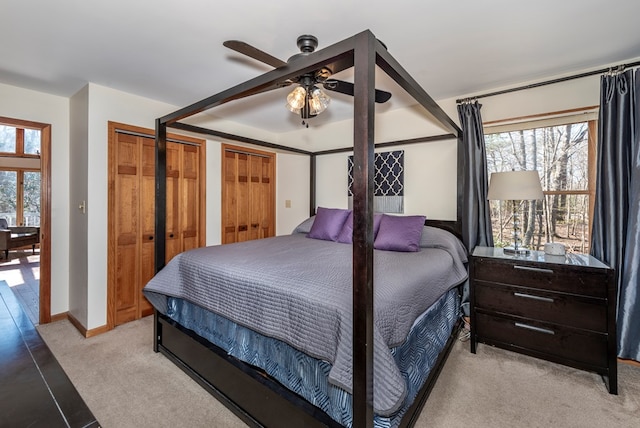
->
[474,281,607,332]
[473,257,608,298]
[476,312,608,368]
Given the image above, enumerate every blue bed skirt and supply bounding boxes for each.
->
[166,289,460,428]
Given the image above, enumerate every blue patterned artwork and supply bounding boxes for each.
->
[347,150,404,213]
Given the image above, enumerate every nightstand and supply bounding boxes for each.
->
[469,246,617,394]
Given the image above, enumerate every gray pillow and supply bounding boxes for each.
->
[307,207,351,241]
[419,226,468,262]
[292,216,316,234]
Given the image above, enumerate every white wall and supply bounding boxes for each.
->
[0,83,70,317]
[436,73,603,124]
[315,139,458,219]
[69,85,89,325]
[276,152,311,234]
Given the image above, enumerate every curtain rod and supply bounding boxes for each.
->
[456,59,640,104]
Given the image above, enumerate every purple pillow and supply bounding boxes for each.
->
[374,214,426,252]
[307,207,351,241]
[337,212,383,244]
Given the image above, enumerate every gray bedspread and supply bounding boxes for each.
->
[143,226,468,415]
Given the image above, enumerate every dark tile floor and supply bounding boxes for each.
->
[0,280,99,427]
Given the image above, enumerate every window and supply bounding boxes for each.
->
[0,124,41,156]
[0,123,42,227]
[0,170,18,225]
[484,115,596,253]
[0,125,17,152]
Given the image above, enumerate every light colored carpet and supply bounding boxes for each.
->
[37,317,640,428]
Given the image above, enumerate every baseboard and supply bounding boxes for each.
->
[50,311,69,323]
[618,358,640,367]
[67,312,110,338]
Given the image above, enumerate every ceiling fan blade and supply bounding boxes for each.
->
[323,80,392,103]
[223,40,288,68]
[374,88,392,103]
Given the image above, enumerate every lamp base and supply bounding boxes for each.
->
[503,246,530,256]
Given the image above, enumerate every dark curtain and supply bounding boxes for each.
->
[591,68,640,361]
[458,101,494,316]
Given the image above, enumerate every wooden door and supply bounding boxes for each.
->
[221,144,275,244]
[108,122,206,329]
[182,144,200,251]
[113,132,140,325]
[139,138,156,317]
[165,142,181,262]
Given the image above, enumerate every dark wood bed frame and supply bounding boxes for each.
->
[153,30,464,428]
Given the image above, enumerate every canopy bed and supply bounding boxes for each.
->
[148,30,464,428]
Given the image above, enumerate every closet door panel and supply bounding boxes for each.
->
[259,156,273,238]
[182,145,200,251]
[115,244,138,324]
[221,144,275,245]
[165,142,181,262]
[249,155,262,241]
[139,138,156,317]
[236,153,250,242]
[222,150,238,244]
[115,133,139,326]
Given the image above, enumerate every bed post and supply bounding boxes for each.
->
[154,119,167,273]
[352,31,376,428]
[310,154,316,217]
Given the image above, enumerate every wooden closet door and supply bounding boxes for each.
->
[222,150,238,244]
[114,133,140,325]
[222,144,275,244]
[165,142,181,262]
[108,122,206,329]
[258,155,273,238]
[250,155,274,239]
[236,152,250,242]
[182,144,200,251]
[139,138,156,317]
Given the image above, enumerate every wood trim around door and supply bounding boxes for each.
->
[0,116,51,324]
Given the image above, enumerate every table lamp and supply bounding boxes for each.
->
[487,170,544,255]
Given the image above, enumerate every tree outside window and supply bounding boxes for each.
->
[485,120,594,253]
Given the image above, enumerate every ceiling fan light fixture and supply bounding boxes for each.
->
[308,86,330,116]
[286,86,307,112]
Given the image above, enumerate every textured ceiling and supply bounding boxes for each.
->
[2,0,639,134]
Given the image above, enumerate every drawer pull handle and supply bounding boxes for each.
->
[514,322,555,335]
[514,292,554,303]
[514,265,554,274]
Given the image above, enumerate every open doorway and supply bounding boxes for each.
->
[0,117,51,325]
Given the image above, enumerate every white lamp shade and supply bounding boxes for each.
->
[487,170,544,201]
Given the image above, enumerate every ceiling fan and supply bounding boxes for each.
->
[223,35,392,127]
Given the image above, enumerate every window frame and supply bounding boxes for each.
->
[483,107,598,252]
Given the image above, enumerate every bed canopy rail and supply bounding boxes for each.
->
[167,121,459,222]
[154,29,462,428]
